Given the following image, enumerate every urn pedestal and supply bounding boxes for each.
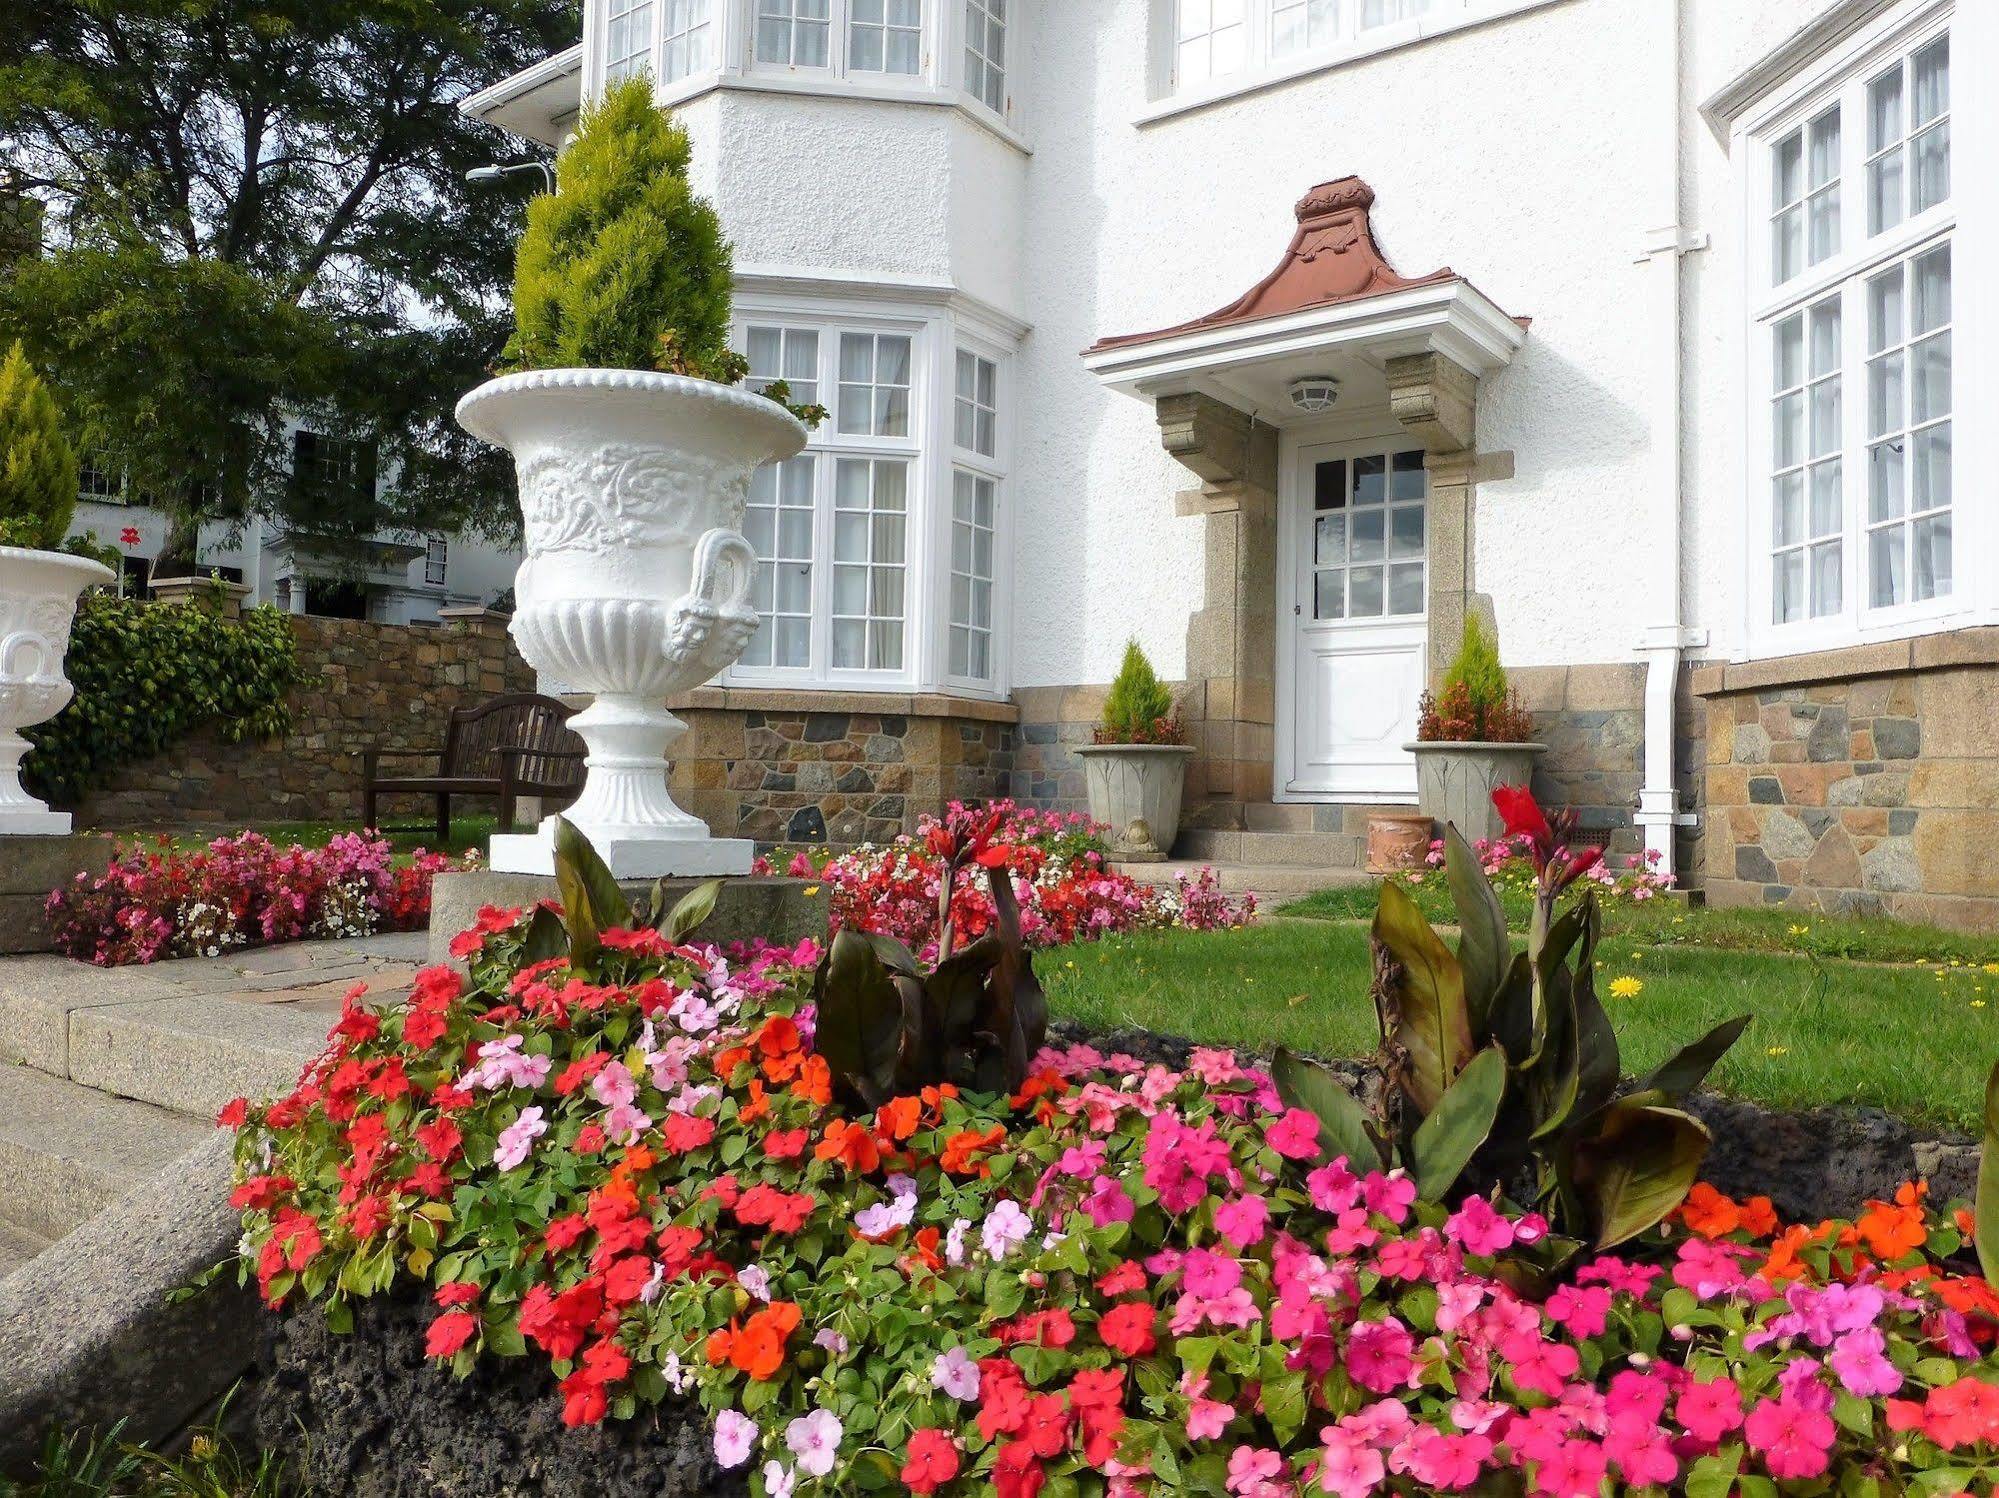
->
[0,546,113,836]
[456,369,806,878]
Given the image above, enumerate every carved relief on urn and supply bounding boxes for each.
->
[0,547,114,834]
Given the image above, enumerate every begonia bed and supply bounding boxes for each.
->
[222,841,1999,1498]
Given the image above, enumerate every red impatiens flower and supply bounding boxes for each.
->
[1097,1299,1158,1358]
[217,1096,250,1129]
[901,1430,961,1495]
[424,1309,479,1360]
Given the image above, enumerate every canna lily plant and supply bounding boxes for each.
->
[810,805,1048,1108]
[1276,786,1751,1251]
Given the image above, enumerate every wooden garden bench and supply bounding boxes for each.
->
[362,692,585,844]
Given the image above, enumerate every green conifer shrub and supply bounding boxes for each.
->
[0,340,79,551]
[1096,640,1182,745]
[1416,613,1537,742]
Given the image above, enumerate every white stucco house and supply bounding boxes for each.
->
[466,0,1999,928]
[68,424,520,626]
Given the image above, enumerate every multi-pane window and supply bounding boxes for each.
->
[1756,22,1954,638]
[1173,0,1439,89]
[76,455,123,504]
[736,314,1008,688]
[837,332,913,437]
[949,472,996,680]
[963,0,1006,113]
[1864,244,1952,608]
[954,351,997,456]
[604,0,655,81]
[660,0,711,82]
[424,535,448,587]
[1866,35,1949,236]
[1310,451,1426,621]
[756,0,833,66]
[850,0,921,73]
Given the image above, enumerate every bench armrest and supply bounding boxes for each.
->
[363,748,442,777]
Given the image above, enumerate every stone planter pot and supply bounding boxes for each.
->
[0,546,113,835]
[457,369,806,876]
[1404,740,1546,844]
[1073,743,1195,862]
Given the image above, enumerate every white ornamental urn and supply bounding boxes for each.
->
[0,546,113,835]
[456,369,806,877]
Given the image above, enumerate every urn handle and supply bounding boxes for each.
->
[665,528,762,682]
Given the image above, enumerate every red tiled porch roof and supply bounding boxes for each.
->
[1087,177,1500,355]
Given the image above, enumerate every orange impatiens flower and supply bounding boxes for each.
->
[940,1124,1007,1177]
[876,1095,922,1141]
[1857,1182,1929,1262]
[740,1079,771,1125]
[1677,1183,1742,1240]
[757,1014,806,1083]
[790,1054,832,1107]
[814,1118,881,1174]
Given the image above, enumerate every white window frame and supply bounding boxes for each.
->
[424,534,449,587]
[727,293,1013,698]
[1734,0,1984,661]
[602,0,660,84]
[945,342,1007,689]
[1143,0,1562,121]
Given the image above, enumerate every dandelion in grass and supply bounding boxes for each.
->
[1609,975,1644,1000]
[1767,1045,1790,1057]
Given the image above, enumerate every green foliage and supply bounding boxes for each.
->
[1274,824,1750,1247]
[0,0,578,549]
[1977,1058,1999,1285]
[812,839,1048,1106]
[531,815,724,978]
[1443,611,1508,711]
[23,592,305,805]
[2,1394,294,1497]
[1417,614,1537,742]
[0,340,77,550]
[1097,639,1181,745]
[502,78,734,379]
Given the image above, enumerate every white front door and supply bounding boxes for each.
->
[1286,443,1429,800]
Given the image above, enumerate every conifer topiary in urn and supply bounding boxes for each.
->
[457,78,810,879]
[0,340,111,834]
[1407,614,1546,843]
[1075,639,1193,863]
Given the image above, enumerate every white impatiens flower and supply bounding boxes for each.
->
[981,1199,1032,1260]
[785,1410,843,1478]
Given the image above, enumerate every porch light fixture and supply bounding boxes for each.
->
[466,160,556,194]
[1288,375,1340,413]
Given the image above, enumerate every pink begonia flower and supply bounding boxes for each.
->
[1224,1445,1286,1497]
[1674,1377,1744,1445]
[1830,1326,1902,1397]
[1345,1318,1418,1393]
[1214,1193,1270,1248]
[932,1346,981,1402]
[493,1105,546,1170]
[1744,1398,1837,1481]
[1445,1196,1516,1257]
[784,1409,843,1478]
[1265,1107,1323,1161]
[762,1461,795,1498]
[712,1410,756,1469]
[1316,1428,1385,1498]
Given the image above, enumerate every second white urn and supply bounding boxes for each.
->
[456,369,806,877]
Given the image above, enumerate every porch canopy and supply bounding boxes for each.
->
[1078,178,1526,818]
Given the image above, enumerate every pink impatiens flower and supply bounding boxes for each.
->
[712,1410,756,1469]
[1745,1397,1837,1481]
[1344,1318,1418,1393]
[1316,1427,1385,1498]
[1224,1445,1286,1497]
[785,1409,843,1478]
[493,1105,546,1170]
[1265,1107,1323,1161]
[1213,1193,1270,1248]
[1674,1377,1744,1446]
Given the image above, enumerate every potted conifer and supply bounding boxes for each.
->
[1404,614,1544,843]
[0,342,112,835]
[456,79,820,878]
[1073,641,1194,862]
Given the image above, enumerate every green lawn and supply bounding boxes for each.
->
[1043,915,1999,1132]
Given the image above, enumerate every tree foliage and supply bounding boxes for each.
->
[0,338,77,548]
[0,0,578,555]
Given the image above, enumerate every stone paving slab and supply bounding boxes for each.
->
[0,957,183,1076]
[68,995,331,1119]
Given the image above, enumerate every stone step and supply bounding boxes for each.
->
[0,1063,211,1243]
[1176,829,1368,868]
[0,1217,51,1283]
[1119,861,1373,898]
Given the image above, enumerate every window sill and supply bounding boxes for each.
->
[670,685,1019,722]
[1693,622,1999,695]
[653,69,1029,154]
[1134,0,1570,128]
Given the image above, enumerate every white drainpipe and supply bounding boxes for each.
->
[1630,0,1706,880]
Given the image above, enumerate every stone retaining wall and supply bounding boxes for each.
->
[1694,629,1999,930]
[662,688,1015,847]
[67,610,537,831]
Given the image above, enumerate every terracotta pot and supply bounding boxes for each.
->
[1072,743,1195,862]
[457,369,807,876]
[1366,811,1435,874]
[1404,740,1547,844]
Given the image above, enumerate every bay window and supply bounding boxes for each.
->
[601,0,713,85]
[1752,12,1956,646]
[963,0,1006,113]
[1166,0,1441,90]
[754,0,927,79]
[604,0,657,81]
[734,306,1010,693]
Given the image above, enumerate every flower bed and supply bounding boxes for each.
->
[46,832,473,966]
[1405,831,1676,905]
[757,799,1255,958]
[225,883,1999,1496]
